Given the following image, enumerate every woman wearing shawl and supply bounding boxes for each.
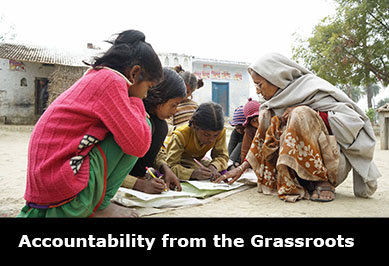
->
[216,53,380,202]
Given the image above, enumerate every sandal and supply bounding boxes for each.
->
[311,184,335,202]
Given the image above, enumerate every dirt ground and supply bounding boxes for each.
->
[0,126,388,217]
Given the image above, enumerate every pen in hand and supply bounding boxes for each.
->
[193,158,215,181]
[146,167,168,191]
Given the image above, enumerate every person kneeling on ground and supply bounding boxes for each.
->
[215,53,380,203]
[18,30,163,217]
[227,105,245,169]
[240,98,260,163]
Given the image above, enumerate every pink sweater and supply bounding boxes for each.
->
[25,68,151,204]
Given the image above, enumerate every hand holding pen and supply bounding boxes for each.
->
[145,167,168,192]
[191,158,220,181]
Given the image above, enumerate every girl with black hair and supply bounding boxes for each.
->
[121,68,186,193]
[166,65,204,134]
[165,102,228,181]
[18,30,163,217]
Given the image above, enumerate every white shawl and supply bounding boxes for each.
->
[249,53,380,197]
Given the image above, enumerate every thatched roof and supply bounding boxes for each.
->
[47,65,86,106]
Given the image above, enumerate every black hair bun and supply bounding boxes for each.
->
[197,78,204,89]
[114,30,146,45]
[173,65,184,73]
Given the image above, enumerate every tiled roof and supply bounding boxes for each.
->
[0,42,100,67]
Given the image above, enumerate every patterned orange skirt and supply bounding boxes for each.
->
[246,106,339,202]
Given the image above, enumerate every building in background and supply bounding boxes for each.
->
[0,43,97,124]
[191,57,250,117]
[157,53,250,117]
[0,42,250,124]
[158,52,193,72]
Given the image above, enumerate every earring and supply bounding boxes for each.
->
[130,75,135,84]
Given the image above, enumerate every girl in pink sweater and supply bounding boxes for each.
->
[18,30,163,217]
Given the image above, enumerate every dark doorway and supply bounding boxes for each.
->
[35,78,49,115]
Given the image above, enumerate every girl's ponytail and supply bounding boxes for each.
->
[173,65,202,95]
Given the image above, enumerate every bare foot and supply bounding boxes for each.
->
[311,181,335,202]
[93,203,139,217]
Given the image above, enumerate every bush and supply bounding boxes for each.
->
[365,108,376,125]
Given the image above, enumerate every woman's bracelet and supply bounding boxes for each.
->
[238,160,250,172]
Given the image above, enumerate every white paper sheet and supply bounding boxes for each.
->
[184,180,244,191]
[118,187,194,201]
[114,171,257,210]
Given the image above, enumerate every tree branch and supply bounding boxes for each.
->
[366,9,389,31]
[371,6,389,28]
[379,56,388,79]
[341,46,389,84]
